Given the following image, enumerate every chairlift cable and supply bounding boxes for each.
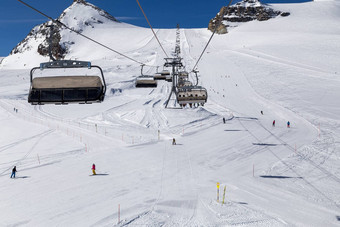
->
[16,0,157,68]
[136,0,170,58]
[191,0,233,72]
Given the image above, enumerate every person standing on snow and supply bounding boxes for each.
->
[287,121,290,128]
[272,120,276,127]
[91,163,96,175]
[172,138,176,145]
[10,166,17,178]
[223,117,226,124]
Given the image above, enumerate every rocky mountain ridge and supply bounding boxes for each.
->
[208,0,290,34]
[10,0,119,60]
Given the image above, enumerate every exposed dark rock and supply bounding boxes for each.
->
[10,22,67,60]
[37,25,67,60]
[281,12,290,17]
[9,0,119,59]
[208,0,290,34]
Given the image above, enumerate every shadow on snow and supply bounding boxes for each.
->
[260,175,303,179]
[252,143,280,146]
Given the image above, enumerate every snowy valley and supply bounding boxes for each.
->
[0,0,340,226]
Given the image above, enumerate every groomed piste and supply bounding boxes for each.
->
[0,0,340,226]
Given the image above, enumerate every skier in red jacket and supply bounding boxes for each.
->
[92,164,96,175]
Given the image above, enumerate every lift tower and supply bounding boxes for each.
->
[175,24,181,57]
[164,57,183,108]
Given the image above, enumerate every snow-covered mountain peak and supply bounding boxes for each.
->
[235,0,262,8]
[1,0,120,68]
[59,0,119,31]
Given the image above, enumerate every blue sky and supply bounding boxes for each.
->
[0,0,311,56]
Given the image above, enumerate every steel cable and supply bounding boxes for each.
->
[191,0,233,72]
[136,0,170,59]
[17,0,157,68]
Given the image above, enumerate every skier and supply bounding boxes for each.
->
[272,120,275,127]
[172,138,176,145]
[261,110,263,115]
[10,166,17,178]
[287,121,290,128]
[223,117,226,124]
[91,163,96,175]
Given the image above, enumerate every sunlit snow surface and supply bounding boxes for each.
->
[0,1,340,226]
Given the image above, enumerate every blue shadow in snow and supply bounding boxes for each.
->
[252,143,279,146]
[237,202,248,205]
[16,176,30,179]
[235,117,258,120]
[260,175,303,179]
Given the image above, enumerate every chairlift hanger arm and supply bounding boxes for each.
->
[30,67,40,83]
[92,65,107,96]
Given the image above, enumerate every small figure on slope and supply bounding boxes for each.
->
[223,117,226,124]
[261,110,263,115]
[92,163,96,175]
[287,121,290,128]
[10,166,17,178]
[272,120,276,127]
[172,138,176,145]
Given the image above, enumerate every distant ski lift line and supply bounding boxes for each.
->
[16,0,158,68]
[191,0,234,72]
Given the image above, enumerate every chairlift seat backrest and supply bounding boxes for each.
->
[32,76,102,89]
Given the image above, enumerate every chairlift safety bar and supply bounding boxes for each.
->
[40,60,91,70]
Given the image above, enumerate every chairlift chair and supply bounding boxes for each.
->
[176,85,208,107]
[177,71,189,86]
[154,72,166,80]
[177,80,193,87]
[28,60,106,105]
[160,70,170,76]
[135,76,157,87]
[135,64,157,87]
[178,71,189,79]
[165,74,172,82]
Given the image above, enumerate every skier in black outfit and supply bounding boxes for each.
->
[223,117,226,124]
[172,138,176,145]
[10,166,17,178]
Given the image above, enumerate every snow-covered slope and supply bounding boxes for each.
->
[0,0,150,69]
[0,0,340,226]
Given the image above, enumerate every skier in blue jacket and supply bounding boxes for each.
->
[10,166,17,178]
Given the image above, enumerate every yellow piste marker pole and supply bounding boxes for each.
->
[222,186,226,205]
[217,182,220,202]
